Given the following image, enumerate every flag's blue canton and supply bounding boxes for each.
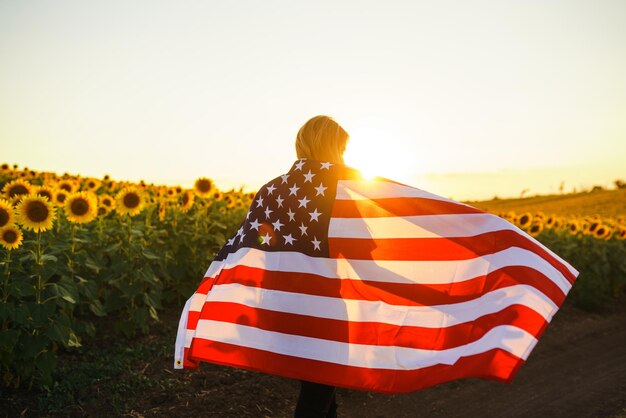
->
[214,159,339,261]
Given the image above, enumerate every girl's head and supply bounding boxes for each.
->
[295,115,349,164]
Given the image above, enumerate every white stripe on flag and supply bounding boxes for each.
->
[329,213,516,239]
[189,321,538,369]
[192,283,557,327]
[204,247,572,294]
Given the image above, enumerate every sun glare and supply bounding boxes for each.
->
[343,127,417,183]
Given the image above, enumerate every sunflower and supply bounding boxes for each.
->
[179,191,195,213]
[0,224,23,250]
[64,191,98,224]
[593,225,612,240]
[83,178,102,191]
[224,194,236,209]
[194,177,214,198]
[2,179,32,201]
[97,205,110,217]
[567,221,580,235]
[158,202,167,222]
[528,221,544,237]
[0,199,15,228]
[98,194,115,210]
[212,190,223,201]
[1,163,10,171]
[616,227,626,241]
[33,185,55,203]
[586,221,599,235]
[16,195,56,232]
[53,189,69,207]
[56,180,77,194]
[545,216,556,229]
[115,187,146,216]
[516,212,532,229]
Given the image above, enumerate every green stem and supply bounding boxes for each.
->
[35,230,42,304]
[1,250,10,311]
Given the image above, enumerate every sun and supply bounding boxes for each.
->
[342,127,418,182]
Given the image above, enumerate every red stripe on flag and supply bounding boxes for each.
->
[329,229,577,284]
[332,197,484,218]
[194,302,548,350]
[187,339,524,394]
[210,265,566,307]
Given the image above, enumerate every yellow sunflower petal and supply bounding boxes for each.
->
[16,195,56,232]
[64,191,98,224]
[0,224,23,250]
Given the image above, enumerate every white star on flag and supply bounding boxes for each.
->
[272,219,284,231]
[299,223,308,236]
[283,234,296,245]
[303,170,315,182]
[311,236,321,250]
[260,233,271,245]
[264,207,273,219]
[314,183,327,196]
[309,208,321,222]
[276,196,284,208]
[288,184,300,196]
[295,160,305,170]
[287,208,296,221]
[266,184,276,195]
[249,219,261,231]
[320,161,332,169]
[281,174,289,184]
[298,197,310,208]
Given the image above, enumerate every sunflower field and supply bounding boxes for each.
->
[1,163,625,390]
[0,163,250,388]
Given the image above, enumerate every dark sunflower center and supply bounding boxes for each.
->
[530,225,540,233]
[88,181,96,188]
[60,184,72,192]
[589,222,598,232]
[57,193,67,203]
[124,193,140,209]
[39,191,52,201]
[519,215,529,225]
[182,194,189,205]
[71,199,90,216]
[9,185,28,198]
[26,201,49,223]
[596,227,605,235]
[197,180,212,193]
[98,207,106,215]
[102,198,112,207]
[3,229,17,244]
[1,164,8,170]
[0,209,9,227]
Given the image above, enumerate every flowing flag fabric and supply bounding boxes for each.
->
[174,158,578,394]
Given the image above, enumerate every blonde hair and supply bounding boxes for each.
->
[295,115,349,164]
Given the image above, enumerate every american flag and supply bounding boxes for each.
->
[174,158,578,393]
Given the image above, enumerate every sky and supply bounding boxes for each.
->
[1,0,625,200]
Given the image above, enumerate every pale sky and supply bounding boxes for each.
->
[1,0,625,200]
